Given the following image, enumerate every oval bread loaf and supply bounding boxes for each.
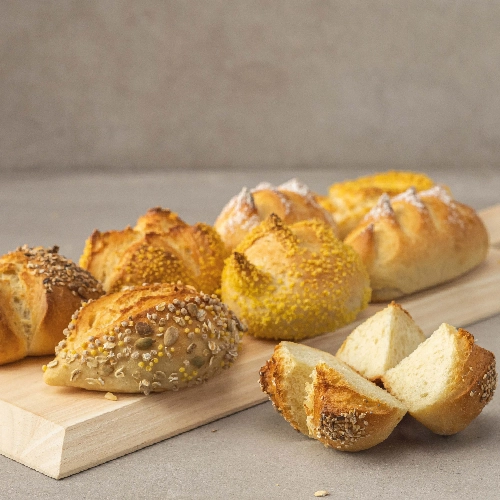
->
[0,245,104,365]
[43,282,246,394]
[344,186,489,301]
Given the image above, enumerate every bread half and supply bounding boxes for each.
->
[381,323,497,435]
[336,302,426,383]
[259,342,407,451]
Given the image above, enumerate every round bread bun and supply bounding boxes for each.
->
[317,170,435,239]
[79,207,227,295]
[220,214,371,340]
[214,179,337,252]
[43,282,246,394]
[0,245,104,365]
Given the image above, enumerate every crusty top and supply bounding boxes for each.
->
[79,207,227,295]
[214,179,338,251]
[43,282,246,394]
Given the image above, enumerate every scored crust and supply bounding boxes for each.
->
[43,282,246,394]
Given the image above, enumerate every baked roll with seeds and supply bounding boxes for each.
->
[43,282,245,394]
[344,186,489,301]
[214,178,337,252]
[316,170,435,240]
[221,214,371,340]
[260,342,407,451]
[79,207,227,295]
[382,323,497,435]
[0,245,104,365]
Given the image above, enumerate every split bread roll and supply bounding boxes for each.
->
[336,302,426,384]
[214,179,337,252]
[43,282,245,394]
[381,323,497,435]
[79,207,227,295]
[0,245,104,365]
[259,341,407,451]
[317,170,435,239]
[221,214,371,340]
[344,186,489,301]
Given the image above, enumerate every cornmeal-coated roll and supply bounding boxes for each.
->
[43,282,246,394]
[0,245,104,365]
[214,179,337,252]
[80,207,227,295]
[344,186,489,301]
[221,214,371,340]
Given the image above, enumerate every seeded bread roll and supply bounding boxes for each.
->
[381,323,497,435]
[344,186,489,301]
[43,282,245,394]
[0,245,104,365]
[259,342,407,451]
[336,302,426,384]
[79,207,227,295]
[221,214,371,340]
[317,170,435,239]
[214,179,338,252]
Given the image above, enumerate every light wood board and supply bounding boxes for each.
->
[1,206,499,480]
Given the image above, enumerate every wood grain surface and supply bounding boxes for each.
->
[1,206,499,479]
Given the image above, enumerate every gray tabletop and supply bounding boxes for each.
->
[0,166,499,500]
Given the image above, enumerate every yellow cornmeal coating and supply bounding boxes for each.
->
[221,215,371,340]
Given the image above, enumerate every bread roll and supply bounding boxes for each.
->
[381,323,497,435]
[336,302,426,383]
[79,207,227,295]
[259,342,407,451]
[221,214,371,340]
[43,282,245,394]
[214,179,337,252]
[344,186,489,301]
[317,170,435,239]
[0,245,104,365]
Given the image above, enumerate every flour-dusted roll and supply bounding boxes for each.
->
[382,323,497,435]
[214,179,337,252]
[259,342,407,451]
[79,207,227,295]
[0,245,104,365]
[317,170,436,239]
[43,282,246,394]
[344,186,489,301]
[221,214,371,340]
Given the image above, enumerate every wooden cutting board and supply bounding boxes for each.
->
[1,205,500,480]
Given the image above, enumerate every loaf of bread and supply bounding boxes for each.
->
[259,342,407,451]
[317,170,435,239]
[336,302,426,384]
[214,179,337,252]
[344,186,489,301]
[43,282,246,394]
[381,323,497,435]
[79,207,227,295]
[0,245,104,365]
[221,214,371,340]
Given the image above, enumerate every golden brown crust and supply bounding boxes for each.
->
[306,363,406,451]
[344,186,489,301]
[383,328,497,435]
[43,282,246,394]
[318,171,436,239]
[221,214,371,340]
[79,207,227,295]
[0,245,104,365]
[214,179,338,252]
